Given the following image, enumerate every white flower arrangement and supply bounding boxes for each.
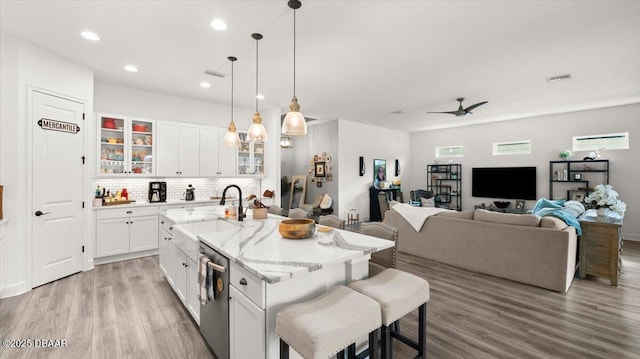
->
[585,184,626,216]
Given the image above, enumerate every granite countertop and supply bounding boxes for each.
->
[173,211,394,284]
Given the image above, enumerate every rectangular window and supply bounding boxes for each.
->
[435,145,464,158]
[493,140,531,156]
[572,132,629,151]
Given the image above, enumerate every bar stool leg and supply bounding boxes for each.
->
[368,329,379,359]
[380,325,392,359]
[280,339,289,359]
[418,303,427,358]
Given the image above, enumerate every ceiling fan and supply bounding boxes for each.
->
[427,97,488,116]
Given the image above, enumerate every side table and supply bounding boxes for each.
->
[578,211,624,286]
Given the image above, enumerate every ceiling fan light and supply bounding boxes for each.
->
[282,97,307,135]
[247,112,268,142]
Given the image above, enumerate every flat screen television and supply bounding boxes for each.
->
[472,167,537,200]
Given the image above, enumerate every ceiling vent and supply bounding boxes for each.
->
[546,73,572,83]
[391,110,404,114]
[204,69,226,78]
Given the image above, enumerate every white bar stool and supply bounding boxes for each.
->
[350,268,430,359]
[276,285,381,359]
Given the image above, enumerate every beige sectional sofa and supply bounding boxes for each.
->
[383,208,578,293]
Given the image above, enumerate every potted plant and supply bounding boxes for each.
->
[585,184,626,216]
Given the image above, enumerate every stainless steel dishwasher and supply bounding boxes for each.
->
[200,241,230,359]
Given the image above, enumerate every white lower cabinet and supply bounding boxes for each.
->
[229,285,266,359]
[164,240,200,325]
[95,206,159,258]
[158,227,173,280]
[186,256,200,324]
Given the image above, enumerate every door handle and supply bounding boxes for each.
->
[34,210,50,217]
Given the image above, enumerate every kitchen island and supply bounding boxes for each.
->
[163,207,394,359]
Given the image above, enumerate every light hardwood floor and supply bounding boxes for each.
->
[1,241,639,359]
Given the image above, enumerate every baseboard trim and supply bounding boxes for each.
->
[0,280,29,299]
[94,249,159,266]
[623,233,640,241]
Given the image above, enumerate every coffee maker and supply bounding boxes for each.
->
[148,182,166,202]
[185,184,195,201]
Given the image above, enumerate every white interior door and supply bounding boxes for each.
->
[32,91,84,287]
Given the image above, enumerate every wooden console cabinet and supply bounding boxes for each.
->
[578,212,623,286]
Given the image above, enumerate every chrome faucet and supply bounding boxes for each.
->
[220,185,246,221]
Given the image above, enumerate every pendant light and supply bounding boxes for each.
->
[280,134,293,149]
[281,0,307,136]
[223,56,241,148]
[247,33,268,142]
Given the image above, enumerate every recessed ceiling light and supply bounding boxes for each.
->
[546,73,572,83]
[256,94,265,100]
[124,65,138,72]
[210,19,228,31]
[200,82,211,88]
[80,31,100,41]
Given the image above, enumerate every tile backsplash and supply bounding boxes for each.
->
[92,177,261,202]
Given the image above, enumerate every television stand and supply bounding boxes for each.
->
[474,204,526,214]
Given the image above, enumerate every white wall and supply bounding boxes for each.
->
[409,103,640,240]
[0,34,94,297]
[338,119,411,221]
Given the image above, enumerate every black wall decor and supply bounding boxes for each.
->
[395,159,400,176]
[359,156,365,176]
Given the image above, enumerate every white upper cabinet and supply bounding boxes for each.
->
[199,126,237,177]
[156,121,200,176]
[97,114,155,176]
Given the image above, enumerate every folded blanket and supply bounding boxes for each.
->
[532,198,585,235]
[392,203,451,231]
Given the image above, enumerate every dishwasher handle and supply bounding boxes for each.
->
[207,261,226,273]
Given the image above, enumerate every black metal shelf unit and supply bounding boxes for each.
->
[427,164,462,211]
[548,160,609,200]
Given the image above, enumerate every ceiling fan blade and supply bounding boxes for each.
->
[427,111,459,115]
[463,101,488,113]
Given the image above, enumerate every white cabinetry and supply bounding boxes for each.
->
[166,241,200,325]
[229,261,266,358]
[95,206,159,258]
[156,121,200,176]
[237,132,265,176]
[97,114,155,176]
[158,225,173,279]
[199,126,237,177]
[230,285,266,359]
[186,256,200,324]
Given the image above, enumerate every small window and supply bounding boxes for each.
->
[572,132,629,151]
[435,145,464,158]
[493,140,531,156]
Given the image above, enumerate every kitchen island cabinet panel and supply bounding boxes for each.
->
[186,255,200,325]
[230,285,265,359]
[172,242,187,303]
[158,228,172,279]
[96,218,130,257]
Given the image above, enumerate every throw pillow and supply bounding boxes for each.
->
[436,210,474,220]
[474,209,540,227]
[540,216,569,230]
[420,197,435,207]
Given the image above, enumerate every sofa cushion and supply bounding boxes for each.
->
[474,209,540,227]
[420,197,435,207]
[436,210,474,220]
[540,216,569,230]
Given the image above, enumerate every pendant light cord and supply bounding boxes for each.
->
[255,36,259,112]
[293,8,296,97]
[231,60,234,123]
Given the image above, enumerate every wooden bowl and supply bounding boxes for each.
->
[279,219,316,239]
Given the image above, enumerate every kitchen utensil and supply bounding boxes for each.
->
[132,124,148,132]
[102,118,116,129]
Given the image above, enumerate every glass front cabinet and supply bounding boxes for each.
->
[237,132,265,176]
[97,114,155,176]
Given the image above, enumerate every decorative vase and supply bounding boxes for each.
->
[596,208,607,217]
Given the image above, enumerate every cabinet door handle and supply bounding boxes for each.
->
[239,278,247,285]
[160,221,164,224]
[126,210,133,214]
